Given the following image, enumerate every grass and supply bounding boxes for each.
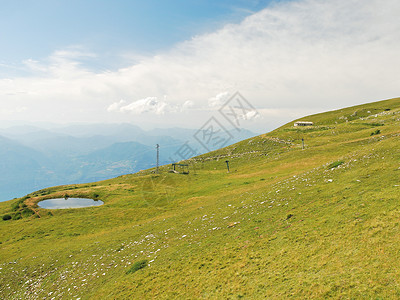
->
[328,160,344,169]
[1,97,400,298]
[126,260,148,274]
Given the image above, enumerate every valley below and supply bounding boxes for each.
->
[0,124,255,201]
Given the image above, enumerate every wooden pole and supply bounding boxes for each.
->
[156,144,160,173]
[225,160,230,172]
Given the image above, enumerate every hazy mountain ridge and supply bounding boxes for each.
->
[0,124,257,201]
[0,135,53,200]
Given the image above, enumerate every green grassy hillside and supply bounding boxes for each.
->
[1,97,400,299]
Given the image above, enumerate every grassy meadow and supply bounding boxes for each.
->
[1,97,400,298]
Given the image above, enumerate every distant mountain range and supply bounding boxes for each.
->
[0,123,257,201]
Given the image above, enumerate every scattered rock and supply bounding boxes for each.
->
[227,222,240,228]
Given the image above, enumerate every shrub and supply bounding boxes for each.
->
[328,160,344,169]
[21,208,34,217]
[12,213,22,220]
[126,260,148,274]
[2,214,11,221]
[362,122,383,127]
[11,202,20,211]
[371,129,381,136]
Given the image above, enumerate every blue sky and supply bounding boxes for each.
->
[0,0,399,131]
[0,0,279,73]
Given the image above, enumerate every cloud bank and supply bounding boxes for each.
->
[0,0,399,130]
[107,98,194,115]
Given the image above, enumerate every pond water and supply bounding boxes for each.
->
[38,198,104,209]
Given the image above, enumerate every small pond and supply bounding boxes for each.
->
[38,198,104,209]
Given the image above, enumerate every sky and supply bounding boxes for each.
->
[0,0,399,132]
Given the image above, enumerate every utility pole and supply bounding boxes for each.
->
[302,138,305,150]
[156,144,160,173]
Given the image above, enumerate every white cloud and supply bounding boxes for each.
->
[182,100,194,109]
[107,99,127,112]
[120,97,167,115]
[0,106,27,115]
[208,92,230,108]
[243,110,259,120]
[108,97,193,115]
[0,0,399,131]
